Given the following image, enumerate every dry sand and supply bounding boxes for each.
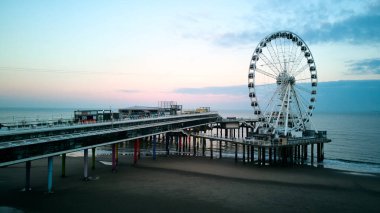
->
[0,155,379,213]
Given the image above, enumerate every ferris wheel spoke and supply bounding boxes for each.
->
[267,42,283,73]
[292,63,309,78]
[295,77,311,82]
[289,50,304,74]
[291,88,308,130]
[255,67,278,79]
[263,85,282,119]
[274,39,285,71]
[294,84,311,94]
[288,42,298,70]
[259,53,281,75]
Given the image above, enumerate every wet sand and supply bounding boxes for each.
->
[1,155,379,213]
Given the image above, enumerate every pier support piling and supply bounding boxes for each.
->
[234,143,238,163]
[210,140,213,159]
[134,139,138,165]
[243,144,246,164]
[83,149,89,180]
[61,154,66,177]
[47,156,53,193]
[112,144,117,171]
[219,140,222,159]
[311,143,314,165]
[25,161,31,191]
[251,146,254,164]
[193,136,197,157]
[153,135,157,160]
[92,147,96,170]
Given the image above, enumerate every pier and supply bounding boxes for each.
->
[0,112,330,194]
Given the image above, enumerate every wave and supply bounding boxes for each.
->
[328,158,380,166]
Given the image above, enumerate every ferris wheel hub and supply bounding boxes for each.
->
[276,72,295,85]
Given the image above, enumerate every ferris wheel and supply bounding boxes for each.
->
[248,31,317,137]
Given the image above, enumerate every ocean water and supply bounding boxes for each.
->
[218,109,380,174]
[0,107,379,174]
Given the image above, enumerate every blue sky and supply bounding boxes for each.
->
[0,0,379,109]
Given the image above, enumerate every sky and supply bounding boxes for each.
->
[0,0,379,110]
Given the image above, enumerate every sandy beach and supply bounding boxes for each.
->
[1,155,379,213]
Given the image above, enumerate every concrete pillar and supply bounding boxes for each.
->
[251,146,254,164]
[258,147,261,165]
[188,135,191,153]
[304,145,307,160]
[202,137,206,156]
[269,147,272,164]
[61,154,66,177]
[92,148,96,170]
[234,143,238,163]
[47,156,53,193]
[317,143,321,162]
[178,135,182,155]
[242,144,246,164]
[262,147,265,165]
[297,145,301,160]
[210,140,213,159]
[153,135,157,160]
[115,143,119,165]
[174,135,181,155]
[166,134,170,156]
[274,148,277,164]
[247,144,250,162]
[321,143,325,161]
[219,140,222,158]
[290,146,293,165]
[311,143,314,165]
[84,149,89,180]
[25,161,31,191]
[193,136,196,156]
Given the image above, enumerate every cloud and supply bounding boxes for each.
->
[118,89,141,93]
[303,14,380,44]
[210,0,380,47]
[346,58,380,75]
[174,85,246,95]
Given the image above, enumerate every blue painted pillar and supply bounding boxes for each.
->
[84,149,89,180]
[25,161,31,191]
[47,157,53,193]
[153,135,157,160]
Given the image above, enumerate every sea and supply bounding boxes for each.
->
[1,107,379,174]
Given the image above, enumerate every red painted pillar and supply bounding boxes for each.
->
[134,139,138,165]
[138,138,141,160]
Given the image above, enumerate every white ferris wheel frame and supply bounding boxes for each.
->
[248,31,318,137]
